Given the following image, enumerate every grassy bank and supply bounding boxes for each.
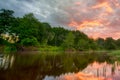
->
[108,50,120,61]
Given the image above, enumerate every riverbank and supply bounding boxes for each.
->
[1,45,120,62]
[0,45,103,53]
[108,50,120,61]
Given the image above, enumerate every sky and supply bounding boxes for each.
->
[1,0,120,39]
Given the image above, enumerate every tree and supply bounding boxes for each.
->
[38,23,54,45]
[73,30,89,50]
[12,13,40,41]
[0,9,15,34]
[49,27,69,46]
[76,39,89,51]
[62,32,75,49]
[104,37,117,50]
[96,38,105,49]
[21,37,39,46]
[116,39,120,49]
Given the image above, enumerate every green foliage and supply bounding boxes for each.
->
[0,9,15,33]
[4,45,17,53]
[0,38,12,45]
[0,9,120,52]
[49,27,69,46]
[0,38,5,45]
[62,32,75,49]
[21,37,39,46]
[38,22,55,45]
[76,39,89,51]
[11,13,40,41]
[104,37,117,50]
[96,38,105,49]
[115,39,120,49]
[88,39,99,50]
[39,46,63,52]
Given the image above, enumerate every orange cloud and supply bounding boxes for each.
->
[69,20,103,30]
[69,20,79,30]
[113,0,120,7]
[74,2,81,6]
[92,2,114,13]
[65,0,120,39]
[78,21,103,29]
[56,72,111,80]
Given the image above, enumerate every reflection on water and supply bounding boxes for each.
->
[0,54,15,70]
[44,61,120,80]
[0,52,117,80]
[83,61,120,77]
[44,72,111,80]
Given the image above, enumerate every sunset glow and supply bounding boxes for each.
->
[1,0,120,39]
[44,61,120,80]
[92,2,113,13]
[69,20,103,30]
[67,0,120,39]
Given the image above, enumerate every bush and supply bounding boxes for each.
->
[21,37,39,46]
[0,38,9,45]
[4,45,17,53]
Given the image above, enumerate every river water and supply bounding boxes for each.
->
[0,52,119,80]
[44,61,120,80]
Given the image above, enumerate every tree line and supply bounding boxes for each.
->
[0,9,120,52]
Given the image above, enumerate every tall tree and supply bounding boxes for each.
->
[76,39,89,51]
[49,27,69,46]
[116,39,120,49]
[104,37,117,50]
[12,13,39,41]
[96,38,105,49]
[62,32,75,49]
[37,22,54,45]
[0,9,15,34]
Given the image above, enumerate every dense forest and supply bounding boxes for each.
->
[0,9,120,52]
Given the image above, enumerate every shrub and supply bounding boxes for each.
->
[21,37,39,46]
[4,45,17,53]
[0,38,9,45]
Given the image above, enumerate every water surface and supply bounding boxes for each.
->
[0,52,118,80]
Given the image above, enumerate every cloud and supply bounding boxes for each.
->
[1,0,120,39]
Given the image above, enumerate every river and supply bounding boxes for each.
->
[0,52,119,80]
